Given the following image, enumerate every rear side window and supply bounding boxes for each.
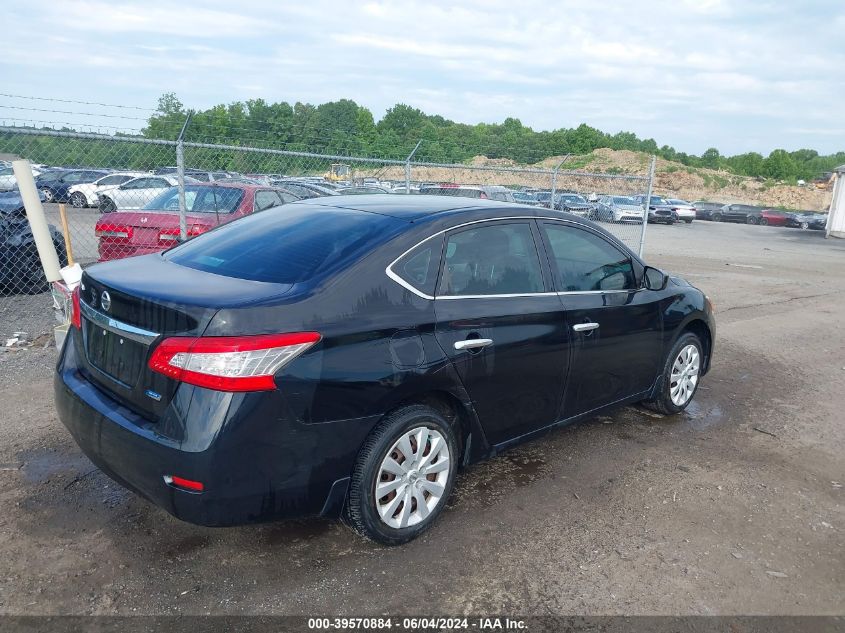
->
[440,223,544,296]
[391,236,443,297]
[167,207,404,284]
[541,223,636,292]
[254,190,281,211]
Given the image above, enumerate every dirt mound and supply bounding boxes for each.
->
[369,148,832,211]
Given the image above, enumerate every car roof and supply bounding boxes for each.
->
[287,194,590,223]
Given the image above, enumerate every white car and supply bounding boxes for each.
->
[67,172,147,208]
[0,165,43,191]
[97,175,183,211]
[666,198,697,223]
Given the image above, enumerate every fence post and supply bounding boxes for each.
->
[550,154,570,209]
[638,155,657,257]
[405,140,422,193]
[176,112,192,241]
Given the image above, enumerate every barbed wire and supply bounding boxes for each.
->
[0,93,159,112]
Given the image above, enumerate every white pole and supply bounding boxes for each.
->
[12,159,61,282]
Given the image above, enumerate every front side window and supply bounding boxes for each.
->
[541,223,636,292]
[439,223,544,296]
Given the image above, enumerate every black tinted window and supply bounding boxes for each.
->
[440,223,543,296]
[392,236,442,296]
[541,223,636,292]
[167,207,403,284]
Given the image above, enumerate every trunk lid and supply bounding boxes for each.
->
[77,254,292,421]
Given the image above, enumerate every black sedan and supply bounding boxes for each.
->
[56,196,715,544]
[1,188,67,294]
[785,211,827,230]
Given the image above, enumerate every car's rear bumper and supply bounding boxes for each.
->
[54,330,371,526]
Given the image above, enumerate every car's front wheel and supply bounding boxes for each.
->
[344,404,459,545]
[70,192,87,208]
[642,332,703,415]
[40,187,54,203]
[99,197,116,212]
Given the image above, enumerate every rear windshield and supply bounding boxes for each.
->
[144,186,245,214]
[165,206,403,284]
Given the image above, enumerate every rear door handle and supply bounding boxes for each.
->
[572,322,599,333]
[454,338,494,351]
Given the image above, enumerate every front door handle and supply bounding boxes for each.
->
[572,322,599,333]
[454,338,494,351]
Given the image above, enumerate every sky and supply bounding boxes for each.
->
[1,0,843,157]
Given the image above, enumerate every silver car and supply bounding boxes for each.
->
[591,195,645,223]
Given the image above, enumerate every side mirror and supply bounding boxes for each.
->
[643,266,669,291]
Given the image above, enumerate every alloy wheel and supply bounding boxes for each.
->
[670,344,700,406]
[71,193,85,208]
[40,188,53,202]
[375,426,450,529]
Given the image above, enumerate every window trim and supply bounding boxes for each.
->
[385,216,640,300]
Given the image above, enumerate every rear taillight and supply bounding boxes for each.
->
[148,332,321,392]
[71,285,81,329]
[158,225,208,245]
[95,223,133,239]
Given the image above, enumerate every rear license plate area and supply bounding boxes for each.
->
[83,320,146,388]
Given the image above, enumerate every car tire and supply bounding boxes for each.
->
[70,192,87,208]
[711,213,722,222]
[760,218,769,226]
[641,332,704,415]
[684,219,693,224]
[99,197,116,213]
[800,222,809,230]
[40,188,54,203]
[747,216,757,225]
[344,404,459,545]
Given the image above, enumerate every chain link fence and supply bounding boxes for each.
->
[0,125,654,302]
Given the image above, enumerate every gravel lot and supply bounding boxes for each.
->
[0,221,843,616]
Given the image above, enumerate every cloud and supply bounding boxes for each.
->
[0,0,842,155]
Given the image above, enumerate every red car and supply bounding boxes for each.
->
[95,183,299,261]
[749,209,788,226]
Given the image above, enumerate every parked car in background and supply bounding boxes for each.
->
[67,172,148,208]
[1,187,67,294]
[0,165,43,191]
[748,209,789,226]
[691,201,724,220]
[590,195,645,223]
[665,199,696,223]
[710,204,763,223]
[785,211,827,230]
[270,179,339,199]
[336,186,391,195]
[97,175,187,212]
[58,195,714,544]
[95,182,299,262]
[154,168,237,182]
[633,195,675,224]
[554,193,592,216]
[512,191,541,206]
[418,184,517,203]
[35,169,109,203]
